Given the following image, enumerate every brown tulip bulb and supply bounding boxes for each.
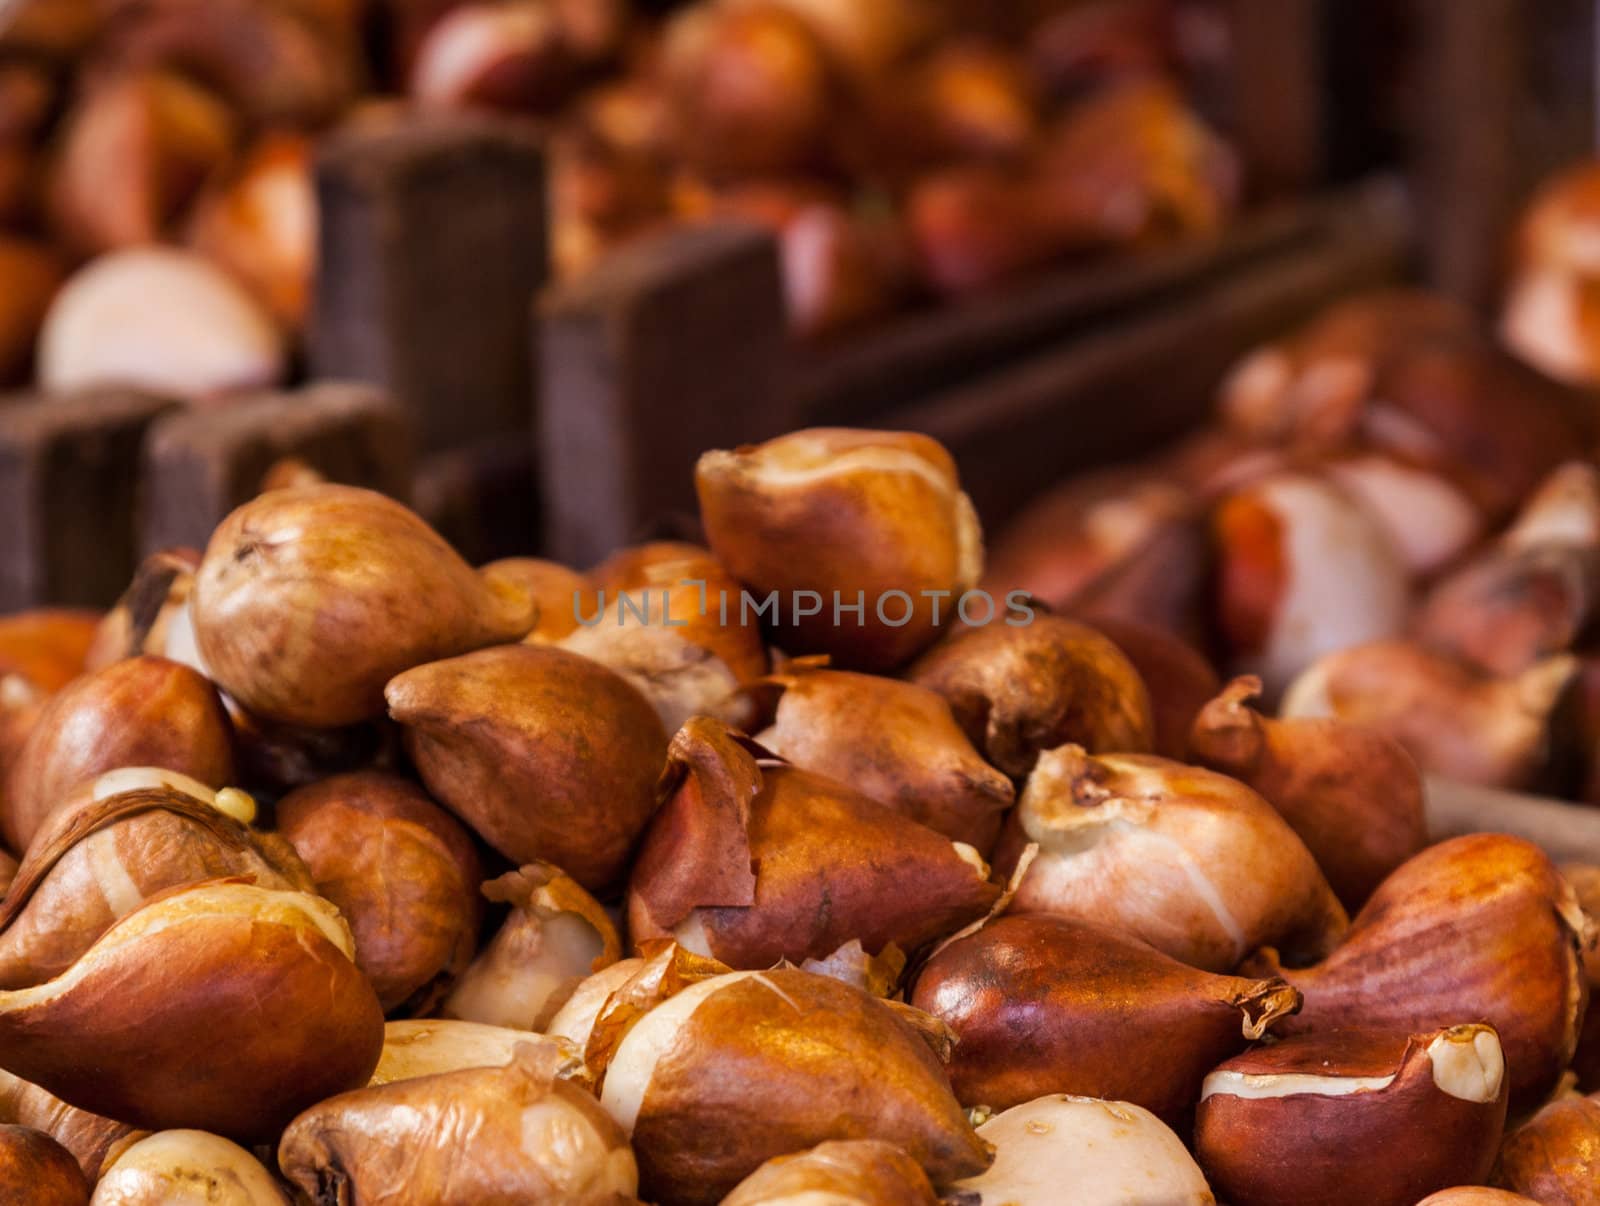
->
[386,644,666,892]
[280,1043,639,1205]
[590,962,989,1205]
[1563,861,1600,1089]
[0,1124,88,1205]
[1083,615,1219,759]
[0,1069,138,1183]
[544,958,645,1052]
[912,914,1300,1119]
[628,718,1000,968]
[0,611,97,693]
[1324,453,1486,577]
[276,772,483,1014]
[490,556,597,642]
[370,1020,580,1087]
[1282,640,1579,791]
[4,655,235,853]
[1416,1191,1541,1205]
[0,779,309,988]
[561,542,768,732]
[1502,161,1600,386]
[91,1130,287,1205]
[83,549,200,673]
[696,428,983,671]
[994,745,1347,971]
[753,665,1013,852]
[193,485,539,727]
[0,240,63,385]
[1189,675,1428,910]
[443,861,621,1031]
[721,1139,938,1206]
[1244,834,1591,1112]
[907,614,1153,778]
[891,41,1040,166]
[0,880,383,1138]
[1195,1026,1509,1206]
[408,1,582,114]
[1491,1091,1600,1202]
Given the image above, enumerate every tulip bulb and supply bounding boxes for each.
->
[589,962,989,1205]
[1189,675,1428,909]
[0,880,383,1138]
[721,1139,938,1206]
[1082,616,1219,759]
[489,556,597,643]
[628,718,1000,969]
[276,772,483,1014]
[994,745,1346,971]
[1490,1091,1600,1202]
[544,958,646,1052]
[279,1043,638,1205]
[0,782,309,988]
[1324,453,1485,576]
[1416,1191,1541,1205]
[695,428,983,671]
[1244,834,1591,1112]
[1561,861,1600,1089]
[192,484,539,727]
[912,914,1300,1119]
[946,1095,1212,1206]
[908,614,1154,778]
[0,611,98,693]
[1195,1025,1508,1206]
[1282,640,1579,790]
[91,1130,287,1205]
[444,861,621,1031]
[0,1124,88,1205]
[0,1070,139,1183]
[371,1020,580,1087]
[84,549,201,672]
[386,644,666,892]
[4,656,235,855]
[753,665,1013,851]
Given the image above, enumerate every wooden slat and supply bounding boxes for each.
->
[1223,0,1327,199]
[1426,776,1600,865]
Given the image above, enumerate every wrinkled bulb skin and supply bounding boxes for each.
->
[0,1123,88,1205]
[1490,1091,1600,1201]
[1194,1026,1509,1206]
[754,665,1014,852]
[906,613,1154,778]
[0,1068,139,1183]
[720,1139,938,1206]
[911,914,1301,1121]
[1562,861,1600,1088]
[370,1020,580,1087]
[4,655,236,853]
[280,1043,639,1206]
[1244,834,1592,1113]
[386,643,667,893]
[695,428,984,672]
[591,963,989,1205]
[0,880,383,1139]
[1189,674,1428,910]
[627,717,1000,969]
[192,484,539,728]
[993,744,1347,972]
[92,1129,288,1205]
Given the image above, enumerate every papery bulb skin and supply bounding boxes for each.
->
[720,1139,939,1206]
[1490,1091,1600,1203]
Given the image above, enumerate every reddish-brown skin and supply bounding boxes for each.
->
[628,718,999,967]
[1070,513,1213,647]
[1492,1093,1600,1204]
[1245,835,1589,1114]
[0,887,384,1140]
[0,1125,88,1206]
[910,914,1300,1121]
[276,772,484,1013]
[0,1071,136,1183]
[758,668,1013,852]
[1416,1191,1541,1205]
[1212,490,1286,659]
[1084,616,1219,759]
[620,968,990,1205]
[0,611,98,693]
[489,556,598,642]
[83,547,200,672]
[1189,675,1428,910]
[1562,862,1600,1089]
[3,655,235,853]
[1195,1029,1508,1206]
[720,1139,938,1206]
[386,644,667,894]
[906,614,1153,777]
[1571,661,1600,805]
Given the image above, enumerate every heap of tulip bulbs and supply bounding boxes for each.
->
[0,415,1596,1205]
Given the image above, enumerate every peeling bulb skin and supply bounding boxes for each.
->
[994,745,1347,972]
[276,772,483,1014]
[910,914,1301,1121]
[591,966,988,1205]
[627,718,1000,969]
[0,881,384,1139]
[4,656,236,854]
[1189,675,1428,910]
[1194,1026,1508,1206]
[695,428,983,671]
[370,1021,579,1086]
[754,666,1014,852]
[545,958,645,1052]
[1280,640,1579,791]
[0,1124,88,1205]
[0,1069,141,1183]
[90,1130,287,1205]
[1244,834,1591,1113]
[279,1044,639,1205]
[192,484,541,728]
[947,1095,1212,1206]
[443,861,621,1031]
[719,1139,939,1206]
[386,644,667,893]
[1491,1092,1600,1203]
[907,614,1154,778]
